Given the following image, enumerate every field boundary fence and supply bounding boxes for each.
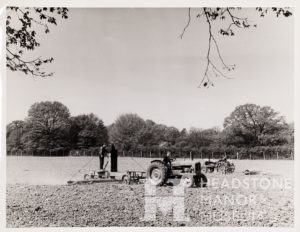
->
[114,149,294,160]
[6,146,294,160]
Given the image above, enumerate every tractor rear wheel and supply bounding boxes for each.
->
[146,161,168,186]
[194,174,208,187]
[180,175,194,188]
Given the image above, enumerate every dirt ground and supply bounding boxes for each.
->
[6,157,294,227]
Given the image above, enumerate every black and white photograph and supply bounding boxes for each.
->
[0,1,299,230]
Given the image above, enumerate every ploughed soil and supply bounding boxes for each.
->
[6,170,294,227]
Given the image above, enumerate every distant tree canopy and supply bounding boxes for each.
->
[6,101,108,155]
[109,114,146,151]
[6,120,26,151]
[109,114,187,152]
[70,114,108,149]
[223,104,290,147]
[107,105,293,158]
[6,102,293,158]
[22,101,71,152]
[186,127,220,150]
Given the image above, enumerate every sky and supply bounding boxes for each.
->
[6,8,294,130]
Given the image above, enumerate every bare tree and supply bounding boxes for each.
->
[179,7,292,87]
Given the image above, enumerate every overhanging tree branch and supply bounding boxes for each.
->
[6,7,69,77]
[179,7,292,88]
[179,8,191,39]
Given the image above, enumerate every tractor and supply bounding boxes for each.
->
[146,158,207,188]
[216,159,235,174]
[203,158,235,174]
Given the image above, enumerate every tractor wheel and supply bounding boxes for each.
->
[195,174,208,187]
[122,174,131,185]
[146,161,168,186]
[228,164,235,173]
[180,175,194,188]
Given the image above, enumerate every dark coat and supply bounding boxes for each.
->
[100,146,107,158]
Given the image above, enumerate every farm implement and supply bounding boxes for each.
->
[203,158,235,174]
[67,169,146,185]
[67,158,147,185]
[67,154,208,188]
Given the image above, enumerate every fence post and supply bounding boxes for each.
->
[141,150,142,157]
[263,151,265,160]
[276,152,279,160]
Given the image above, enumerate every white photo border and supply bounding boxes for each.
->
[0,0,299,232]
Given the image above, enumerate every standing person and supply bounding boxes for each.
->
[99,144,108,170]
[163,151,174,175]
[190,151,194,160]
[220,153,227,162]
[110,144,118,172]
[163,151,172,166]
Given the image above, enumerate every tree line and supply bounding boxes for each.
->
[7,101,108,156]
[6,101,294,159]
